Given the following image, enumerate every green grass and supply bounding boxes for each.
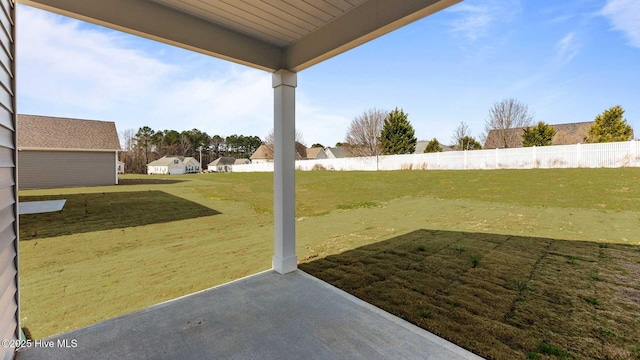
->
[19,191,219,239]
[300,229,640,359]
[584,297,600,306]
[17,168,640,359]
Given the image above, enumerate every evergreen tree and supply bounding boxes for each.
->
[522,121,556,147]
[585,105,633,143]
[379,108,417,155]
[424,138,443,153]
[458,136,482,150]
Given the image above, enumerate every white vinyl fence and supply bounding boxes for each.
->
[232,140,640,172]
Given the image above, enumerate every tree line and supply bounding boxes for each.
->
[343,100,633,156]
[121,103,632,173]
[120,127,262,173]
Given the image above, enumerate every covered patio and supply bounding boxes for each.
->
[3,0,477,358]
[17,271,480,359]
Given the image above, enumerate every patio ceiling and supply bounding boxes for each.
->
[19,0,461,72]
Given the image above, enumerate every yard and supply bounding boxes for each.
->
[18,169,640,359]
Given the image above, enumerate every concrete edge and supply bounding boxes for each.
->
[297,270,484,359]
[24,268,275,344]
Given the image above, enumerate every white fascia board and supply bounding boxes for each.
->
[18,0,285,72]
[285,0,462,72]
[18,147,119,152]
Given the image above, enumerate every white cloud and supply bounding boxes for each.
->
[18,6,176,110]
[556,32,581,65]
[601,0,640,47]
[447,0,522,40]
[16,5,347,145]
[296,97,351,147]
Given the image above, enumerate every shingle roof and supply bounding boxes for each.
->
[208,156,236,166]
[325,146,354,158]
[250,144,269,160]
[482,121,620,149]
[305,147,325,159]
[18,114,120,150]
[147,156,182,166]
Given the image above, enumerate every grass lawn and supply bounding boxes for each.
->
[18,168,640,359]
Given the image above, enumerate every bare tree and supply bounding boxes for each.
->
[344,108,387,156]
[451,121,471,149]
[119,129,136,151]
[485,98,534,148]
[451,122,482,150]
[262,129,306,159]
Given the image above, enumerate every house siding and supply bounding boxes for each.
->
[0,0,17,359]
[17,151,117,189]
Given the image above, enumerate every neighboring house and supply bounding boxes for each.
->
[147,156,187,175]
[550,122,615,145]
[483,121,632,149]
[17,114,121,189]
[184,157,200,173]
[117,160,125,174]
[250,144,271,164]
[234,158,250,166]
[325,146,354,158]
[208,156,236,172]
[251,143,306,163]
[306,147,327,160]
[414,141,455,154]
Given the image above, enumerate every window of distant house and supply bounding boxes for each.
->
[174,160,178,164]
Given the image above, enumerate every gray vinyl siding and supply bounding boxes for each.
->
[17,151,117,189]
[0,0,17,359]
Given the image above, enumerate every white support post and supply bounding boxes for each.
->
[272,69,297,274]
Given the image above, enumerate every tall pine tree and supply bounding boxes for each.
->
[379,108,417,155]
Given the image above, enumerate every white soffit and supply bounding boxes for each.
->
[18,0,461,72]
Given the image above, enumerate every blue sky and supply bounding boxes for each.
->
[17,0,640,147]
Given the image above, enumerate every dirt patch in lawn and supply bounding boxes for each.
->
[300,229,640,360]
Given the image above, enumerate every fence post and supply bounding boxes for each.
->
[576,143,582,167]
[464,150,468,170]
[630,140,638,167]
[532,145,537,169]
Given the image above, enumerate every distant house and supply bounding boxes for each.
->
[17,114,121,189]
[306,147,327,160]
[414,141,455,154]
[184,157,200,173]
[250,145,271,164]
[117,161,125,174]
[234,158,250,166]
[482,121,633,149]
[147,155,200,175]
[250,143,306,162]
[208,156,236,172]
[325,146,354,159]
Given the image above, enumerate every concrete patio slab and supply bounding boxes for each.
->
[19,200,66,215]
[16,270,482,360]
